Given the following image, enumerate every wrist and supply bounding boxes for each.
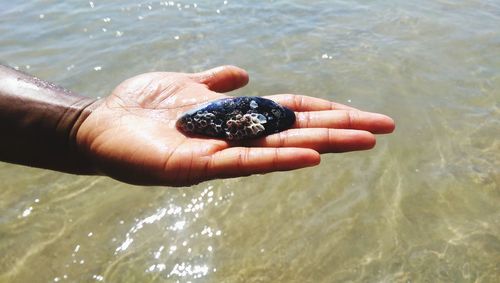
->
[68,97,104,175]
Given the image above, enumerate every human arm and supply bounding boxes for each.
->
[0,65,395,186]
[0,64,100,174]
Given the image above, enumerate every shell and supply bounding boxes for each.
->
[176,96,295,140]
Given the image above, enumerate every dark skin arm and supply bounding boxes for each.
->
[0,64,99,174]
[0,65,395,186]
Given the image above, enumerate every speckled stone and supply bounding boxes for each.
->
[176,96,296,140]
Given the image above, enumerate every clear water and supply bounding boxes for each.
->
[1,0,499,282]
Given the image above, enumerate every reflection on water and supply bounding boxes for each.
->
[112,185,228,281]
[1,0,499,282]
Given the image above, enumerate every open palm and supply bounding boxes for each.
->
[76,66,394,186]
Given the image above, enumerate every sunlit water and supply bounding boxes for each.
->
[1,1,499,282]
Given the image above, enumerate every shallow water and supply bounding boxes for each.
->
[1,0,499,282]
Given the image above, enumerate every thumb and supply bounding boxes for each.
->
[191,65,249,93]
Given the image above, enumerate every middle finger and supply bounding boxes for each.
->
[294,110,395,134]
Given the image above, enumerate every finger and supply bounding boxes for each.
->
[206,147,320,179]
[294,110,395,134]
[242,129,376,153]
[190,65,249,93]
[265,94,358,111]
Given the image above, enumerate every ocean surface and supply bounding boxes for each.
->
[1,0,499,282]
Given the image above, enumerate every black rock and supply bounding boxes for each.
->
[176,96,296,140]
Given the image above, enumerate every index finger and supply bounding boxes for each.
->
[265,94,358,112]
[206,147,321,179]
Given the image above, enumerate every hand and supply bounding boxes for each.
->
[76,66,395,186]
